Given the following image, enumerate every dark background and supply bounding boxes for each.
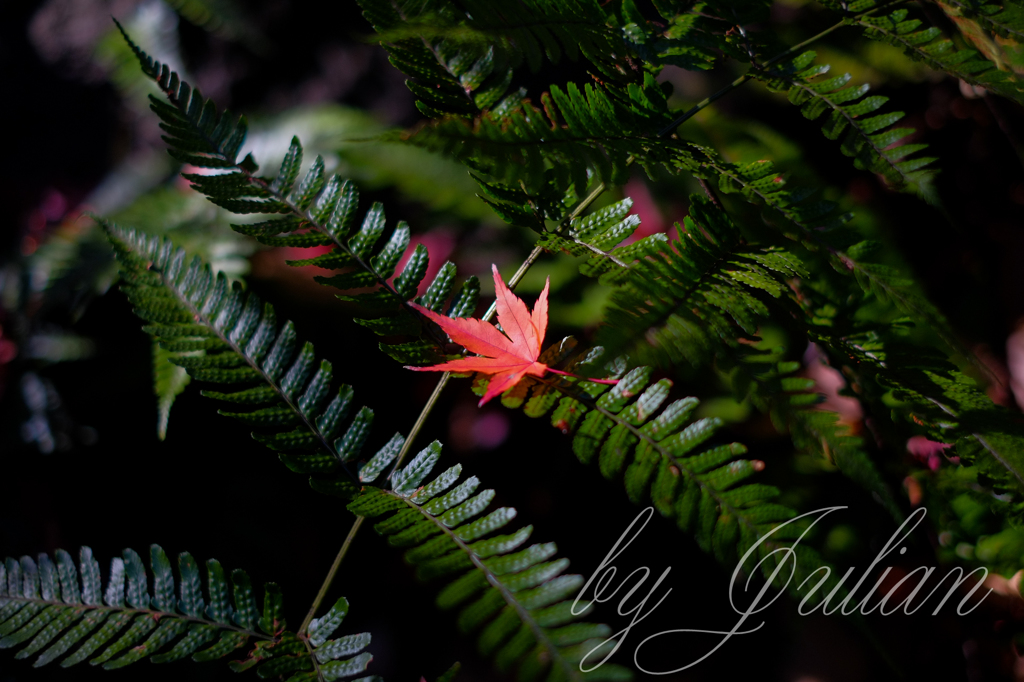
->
[3,1,1024,681]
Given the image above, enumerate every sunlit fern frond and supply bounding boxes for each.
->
[826,2,1024,106]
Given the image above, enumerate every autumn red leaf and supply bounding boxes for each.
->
[406,264,614,406]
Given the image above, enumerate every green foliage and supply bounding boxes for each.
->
[103,221,389,491]
[358,0,626,118]
[464,335,804,579]
[406,72,678,194]
[594,196,801,368]
[575,190,1016,519]
[101,221,628,680]
[349,448,629,682]
[18,1,1024,678]
[116,22,480,366]
[833,1,1024,106]
[752,50,936,197]
[0,546,375,681]
[688,147,965,361]
[806,316,1024,511]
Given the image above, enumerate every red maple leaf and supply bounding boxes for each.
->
[406,264,614,406]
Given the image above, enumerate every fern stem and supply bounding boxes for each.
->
[299,516,367,635]
[302,639,327,682]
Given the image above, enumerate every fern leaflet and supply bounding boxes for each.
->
[752,50,936,196]
[834,3,1024,106]
[406,72,679,194]
[592,196,804,368]
[358,0,630,118]
[349,446,631,682]
[0,546,375,680]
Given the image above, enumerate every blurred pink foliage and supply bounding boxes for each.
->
[906,435,953,471]
[448,403,510,452]
[803,343,863,427]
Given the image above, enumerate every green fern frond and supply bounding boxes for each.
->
[348,446,631,682]
[793,409,904,520]
[621,4,723,72]
[463,340,850,611]
[752,50,936,195]
[725,351,905,521]
[116,23,479,366]
[113,18,251,171]
[537,195,904,522]
[0,546,375,680]
[810,325,1024,500]
[452,0,625,75]
[465,336,814,581]
[527,195,667,272]
[501,186,908,524]
[407,72,678,194]
[569,196,903,520]
[691,149,969,359]
[492,190,903,522]
[472,169,585,233]
[233,596,379,682]
[622,0,791,72]
[253,135,481,365]
[358,0,627,118]
[103,221,403,493]
[593,196,803,368]
[837,4,1024,105]
[358,2,518,118]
